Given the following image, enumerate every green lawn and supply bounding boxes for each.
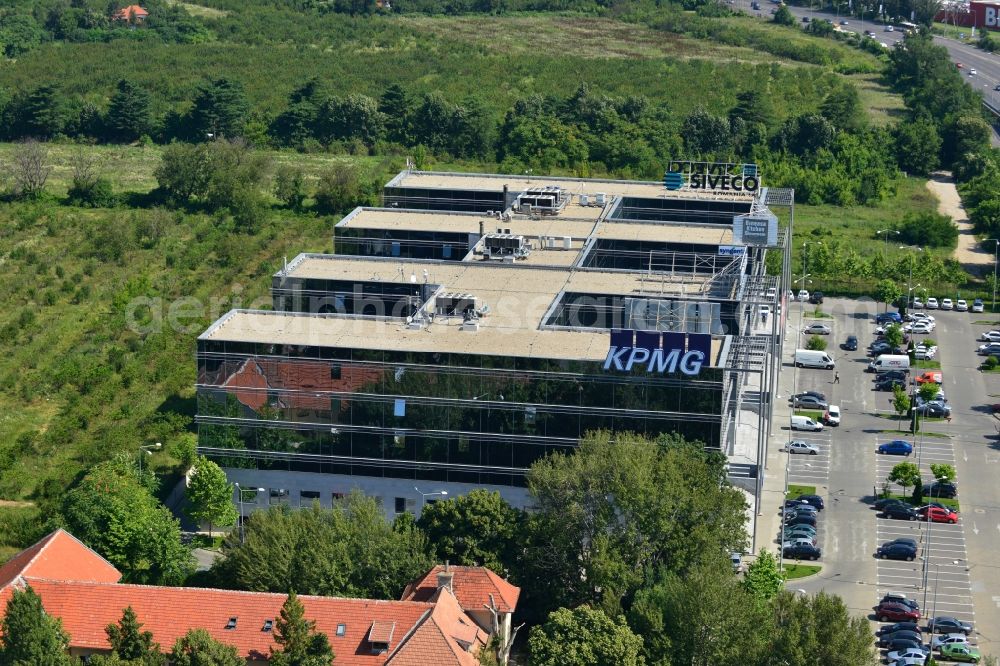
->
[794,410,825,421]
[932,22,976,43]
[805,309,833,319]
[879,429,951,439]
[787,484,817,499]
[783,563,822,579]
[914,359,942,369]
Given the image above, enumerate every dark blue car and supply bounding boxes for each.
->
[878,440,913,456]
[876,311,902,324]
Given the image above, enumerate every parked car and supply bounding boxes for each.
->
[843,335,858,351]
[882,593,920,610]
[978,342,1000,356]
[823,405,840,426]
[941,298,954,310]
[798,289,810,301]
[809,291,824,304]
[881,504,919,521]
[874,497,909,511]
[883,538,918,551]
[927,617,973,635]
[875,377,906,391]
[913,344,938,360]
[972,298,984,313]
[981,331,1000,342]
[914,402,951,417]
[782,523,817,536]
[803,323,831,335]
[880,369,909,382]
[782,543,821,560]
[917,506,958,524]
[913,296,924,308]
[926,297,939,309]
[792,390,827,402]
[784,513,817,528]
[956,299,968,311]
[885,24,895,30]
[926,481,957,499]
[782,538,816,550]
[878,440,913,456]
[931,633,970,650]
[878,621,921,636]
[876,601,921,622]
[877,543,917,561]
[889,655,928,666]
[939,644,981,662]
[886,647,930,662]
[877,311,903,324]
[915,371,943,384]
[792,394,828,409]
[795,494,825,510]
[909,321,934,334]
[878,629,923,647]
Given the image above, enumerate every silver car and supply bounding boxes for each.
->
[803,323,831,335]
[786,440,820,455]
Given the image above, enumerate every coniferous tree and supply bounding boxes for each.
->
[105,606,162,663]
[270,592,334,666]
[0,585,72,666]
[106,80,152,143]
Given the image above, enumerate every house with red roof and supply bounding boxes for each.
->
[113,4,149,22]
[0,530,519,666]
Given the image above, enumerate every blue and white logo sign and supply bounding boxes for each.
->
[663,171,685,191]
[604,329,710,376]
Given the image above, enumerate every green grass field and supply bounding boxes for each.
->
[787,484,818,499]
[783,563,821,579]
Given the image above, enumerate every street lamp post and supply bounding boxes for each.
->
[986,239,999,312]
[898,245,923,311]
[138,442,161,477]
[877,229,900,253]
[415,486,448,513]
[233,483,265,544]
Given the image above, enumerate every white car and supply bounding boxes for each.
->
[803,323,831,335]
[982,330,1000,342]
[759,305,771,318]
[910,312,934,322]
[912,297,924,308]
[956,299,968,311]
[931,633,970,650]
[886,648,930,663]
[941,298,954,310]
[909,321,934,334]
[972,299,984,313]
[786,440,820,455]
[970,68,978,76]
[823,405,840,426]
[781,538,816,549]
[798,289,810,301]
[926,297,939,309]
[885,24,894,31]
[914,345,938,360]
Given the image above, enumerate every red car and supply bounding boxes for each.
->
[915,371,942,385]
[919,506,958,524]
[875,601,920,622]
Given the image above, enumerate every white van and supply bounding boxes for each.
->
[791,415,824,431]
[794,349,836,369]
[868,354,910,373]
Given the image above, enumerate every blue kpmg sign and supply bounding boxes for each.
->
[604,329,710,376]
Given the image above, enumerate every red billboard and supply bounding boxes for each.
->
[936,2,1000,30]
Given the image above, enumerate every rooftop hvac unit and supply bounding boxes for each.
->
[482,233,530,260]
[521,203,532,216]
[562,236,572,249]
[579,194,589,207]
[435,293,479,317]
[594,192,607,206]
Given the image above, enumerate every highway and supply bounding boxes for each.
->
[748,4,1000,141]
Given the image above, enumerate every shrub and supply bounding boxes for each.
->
[984,355,998,370]
[806,335,827,351]
[897,212,959,248]
[67,176,116,208]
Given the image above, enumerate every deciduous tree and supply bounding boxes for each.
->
[888,461,921,498]
[416,489,521,575]
[929,463,956,483]
[769,591,877,666]
[742,550,785,602]
[874,280,902,311]
[528,606,643,666]
[892,385,911,427]
[185,455,237,537]
[169,629,242,666]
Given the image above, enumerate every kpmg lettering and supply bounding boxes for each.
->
[604,330,708,376]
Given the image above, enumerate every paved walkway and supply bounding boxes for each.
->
[926,173,992,275]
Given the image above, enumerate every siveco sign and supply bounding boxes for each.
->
[604,329,710,376]
[666,161,760,193]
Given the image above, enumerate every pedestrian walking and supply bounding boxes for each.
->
[833,372,840,384]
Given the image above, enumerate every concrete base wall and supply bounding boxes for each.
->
[223,468,533,520]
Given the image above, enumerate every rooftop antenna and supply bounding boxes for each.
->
[423,269,429,283]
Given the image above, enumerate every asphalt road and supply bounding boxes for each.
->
[740,3,1000,142]
[772,299,1000,657]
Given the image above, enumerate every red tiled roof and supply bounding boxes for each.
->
[0,529,120,590]
[401,566,520,614]
[114,4,149,19]
[1,579,431,665]
[387,588,484,666]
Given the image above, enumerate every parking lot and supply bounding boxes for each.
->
[759,297,1000,655]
